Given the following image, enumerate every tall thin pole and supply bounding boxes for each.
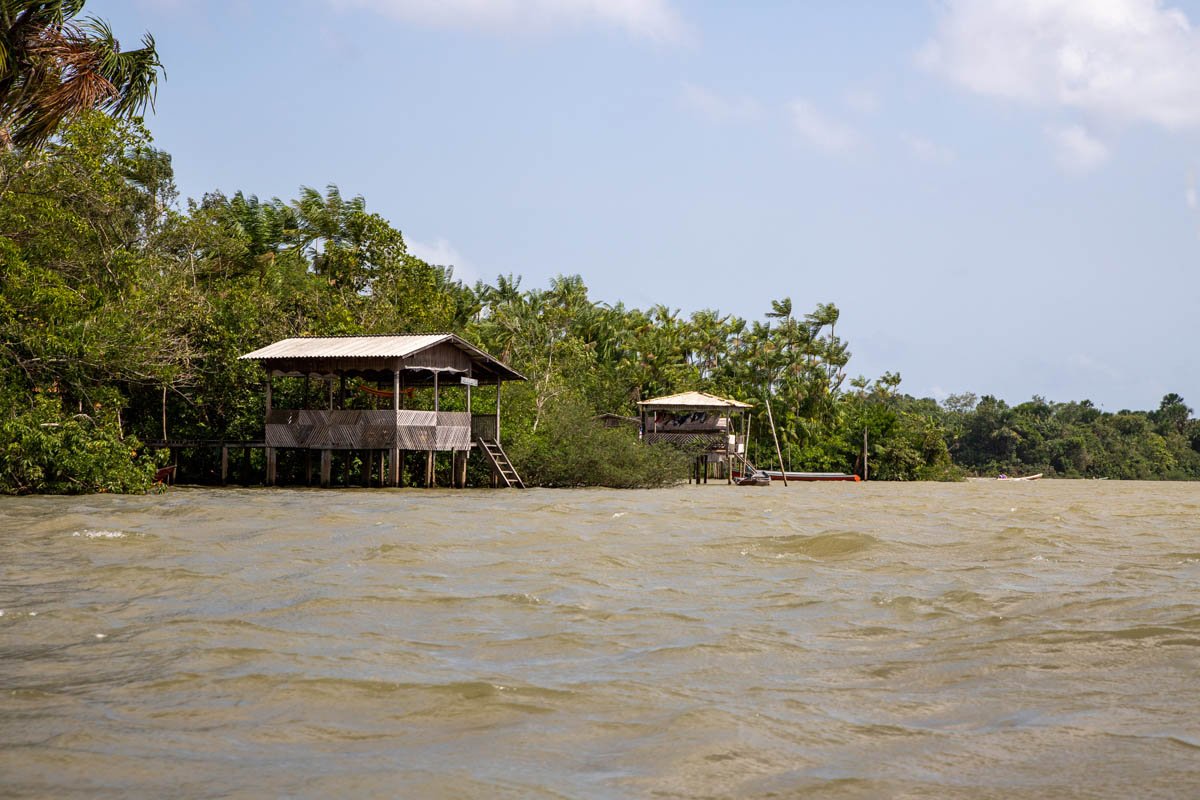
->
[765,393,787,487]
[862,428,869,481]
[390,367,401,487]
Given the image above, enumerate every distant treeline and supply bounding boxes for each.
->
[2,115,1198,493]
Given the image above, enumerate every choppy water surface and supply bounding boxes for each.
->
[3,482,1200,798]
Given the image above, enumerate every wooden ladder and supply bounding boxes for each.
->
[479,439,525,488]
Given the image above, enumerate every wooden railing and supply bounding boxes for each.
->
[265,409,472,450]
[471,414,497,442]
[643,431,742,451]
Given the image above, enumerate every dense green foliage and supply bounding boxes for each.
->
[1,115,1198,493]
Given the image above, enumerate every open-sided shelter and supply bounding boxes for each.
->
[239,334,525,487]
[637,391,752,483]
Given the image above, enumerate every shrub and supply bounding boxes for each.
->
[508,399,689,488]
[0,393,156,494]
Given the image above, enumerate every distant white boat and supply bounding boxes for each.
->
[997,473,1042,482]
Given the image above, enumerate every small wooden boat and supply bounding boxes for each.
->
[735,471,771,486]
[733,470,861,483]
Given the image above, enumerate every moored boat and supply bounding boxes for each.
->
[733,470,861,482]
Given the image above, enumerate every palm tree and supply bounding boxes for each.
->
[0,1,162,149]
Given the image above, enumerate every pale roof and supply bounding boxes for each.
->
[238,334,525,381]
[637,391,752,409]
[241,334,452,360]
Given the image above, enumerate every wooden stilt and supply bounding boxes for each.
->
[306,451,313,486]
[264,376,275,486]
[221,445,229,485]
[365,450,373,487]
[425,451,435,488]
[453,450,468,488]
[242,446,250,485]
[320,450,331,488]
[390,368,401,487]
[343,452,350,487]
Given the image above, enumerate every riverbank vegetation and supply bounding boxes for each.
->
[2,115,1199,492]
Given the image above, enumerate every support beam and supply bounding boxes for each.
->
[221,445,229,485]
[320,449,331,488]
[454,450,468,488]
[390,368,401,487]
[495,380,502,445]
[265,376,275,486]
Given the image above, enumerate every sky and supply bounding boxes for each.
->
[102,0,1200,411]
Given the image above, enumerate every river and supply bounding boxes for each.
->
[2,481,1199,798]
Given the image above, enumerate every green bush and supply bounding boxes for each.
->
[508,399,689,488]
[0,393,156,494]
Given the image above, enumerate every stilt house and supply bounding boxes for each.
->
[637,391,752,483]
[239,334,525,488]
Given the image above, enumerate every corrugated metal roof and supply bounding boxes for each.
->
[238,334,526,381]
[637,391,752,409]
[240,334,452,360]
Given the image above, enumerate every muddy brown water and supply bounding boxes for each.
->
[2,482,1199,798]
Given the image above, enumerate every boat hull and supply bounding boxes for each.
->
[733,471,861,482]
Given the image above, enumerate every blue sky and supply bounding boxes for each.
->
[105,0,1200,411]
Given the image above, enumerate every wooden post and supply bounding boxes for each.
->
[451,451,463,488]
[306,452,313,485]
[365,450,373,487]
[242,446,250,485]
[221,444,229,485]
[343,452,350,486]
[863,429,869,481]
[320,449,331,488]
[390,368,401,487]
[495,380,502,444]
[265,376,276,486]
[425,450,435,488]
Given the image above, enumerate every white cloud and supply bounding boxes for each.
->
[903,133,956,164]
[1047,124,1110,172]
[407,237,479,284]
[921,0,1200,130]
[334,0,687,42]
[680,83,761,123]
[788,100,862,155]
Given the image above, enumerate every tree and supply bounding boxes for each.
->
[0,1,162,149]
